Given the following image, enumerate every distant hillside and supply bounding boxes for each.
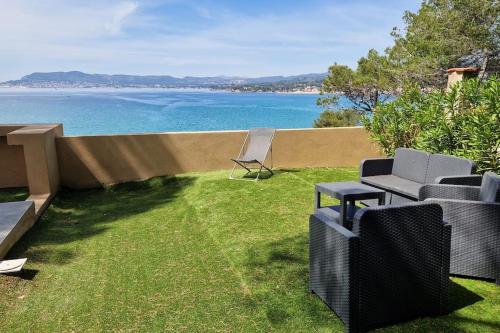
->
[2,71,327,89]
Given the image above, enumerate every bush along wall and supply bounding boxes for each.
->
[363,76,499,174]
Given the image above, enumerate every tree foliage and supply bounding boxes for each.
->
[389,0,500,86]
[313,109,361,128]
[316,0,500,127]
[363,76,500,173]
[317,50,394,114]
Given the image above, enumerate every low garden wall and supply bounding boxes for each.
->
[0,125,382,190]
[0,135,27,188]
[0,124,62,220]
[56,127,382,188]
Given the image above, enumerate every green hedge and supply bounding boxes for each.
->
[313,109,361,128]
[363,76,499,174]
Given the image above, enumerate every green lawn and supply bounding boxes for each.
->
[0,168,498,332]
[0,187,28,203]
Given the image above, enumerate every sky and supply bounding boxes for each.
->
[0,0,421,81]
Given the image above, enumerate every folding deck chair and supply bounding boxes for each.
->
[230,128,276,181]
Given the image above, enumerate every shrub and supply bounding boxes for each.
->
[363,76,499,174]
[313,109,361,128]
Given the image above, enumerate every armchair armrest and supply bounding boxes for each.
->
[424,199,500,283]
[425,198,500,207]
[440,223,452,314]
[419,184,480,201]
[436,175,483,186]
[424,198,500,226]
[309,214,359,329]
[359,158,394,178]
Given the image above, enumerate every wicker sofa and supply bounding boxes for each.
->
[360,148,479,205]
[419,172,500,284]
[309,202,451,333]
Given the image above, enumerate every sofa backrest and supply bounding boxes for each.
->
[425,154,475,184]
[352,202,446,325]
[392,148,430,183]
[479,172,500,202]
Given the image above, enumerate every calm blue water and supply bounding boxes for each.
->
[0,89,349,135]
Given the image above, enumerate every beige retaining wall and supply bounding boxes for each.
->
[56,127,382,189]
[0,125,30,189]
[0,124,62,259]
[5,124,63,214]
[0,136,28,188]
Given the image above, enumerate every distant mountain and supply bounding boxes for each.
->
[2,71,327,88]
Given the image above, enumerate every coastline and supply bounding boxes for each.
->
[0,86,321,95]
[275,90,320,95]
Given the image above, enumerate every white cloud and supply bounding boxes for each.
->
[191,6,214,20]
[0,1,140,41]
[0,0,420,81]
[105,1,139,35]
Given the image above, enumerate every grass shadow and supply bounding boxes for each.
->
[448,280,484,312]
[244,233,341,330]
[2,269,39,281]
[244,232,491,332]
[242,170,273,180]
[231,168,296,181]
[0,187,29,203]
[5,175,196,266]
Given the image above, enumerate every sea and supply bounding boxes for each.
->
[0,88,351,136]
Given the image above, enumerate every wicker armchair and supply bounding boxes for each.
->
[309,202,451,333]
[419,172,500,284]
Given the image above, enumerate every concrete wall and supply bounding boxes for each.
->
[5,124,63,214]
[0,125,30,189]
[0,136,28,188]
[0,124,62,259]
[57,127,382,189]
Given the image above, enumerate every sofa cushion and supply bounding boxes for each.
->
[362,175,422,199]
[425,154,475,183]
[479,172,500,202]
[392,148,430,184]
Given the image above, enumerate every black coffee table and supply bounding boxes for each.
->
[315,181,385,228]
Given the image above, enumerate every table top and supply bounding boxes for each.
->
[315,181,385,200]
